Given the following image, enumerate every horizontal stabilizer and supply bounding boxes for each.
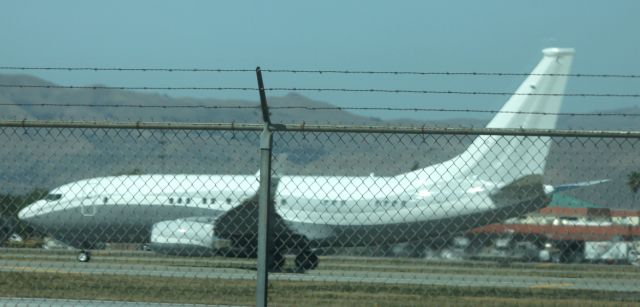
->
[552,179,610,193]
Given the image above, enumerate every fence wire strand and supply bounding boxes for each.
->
[2,66,640,79]
[2,83,639,99]
[3,102,640,118]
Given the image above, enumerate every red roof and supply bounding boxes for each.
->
[535,207,640,218]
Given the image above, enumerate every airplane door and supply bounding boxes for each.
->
[80,197,100,216]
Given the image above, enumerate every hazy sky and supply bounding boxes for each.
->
[1,0,639,121]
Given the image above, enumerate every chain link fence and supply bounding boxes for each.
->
[1,121,640,306]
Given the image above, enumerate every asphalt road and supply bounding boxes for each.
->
[1,255,639,292]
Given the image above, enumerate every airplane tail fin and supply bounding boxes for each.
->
[485,47,575,130]
[406,48,575,184]
[455,48,575,183]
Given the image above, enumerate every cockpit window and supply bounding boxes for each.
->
[44,194,62,201]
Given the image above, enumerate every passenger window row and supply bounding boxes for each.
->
[167,197,233,205]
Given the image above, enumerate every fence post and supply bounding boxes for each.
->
[255,66,273,307]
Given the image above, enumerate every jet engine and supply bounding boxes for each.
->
[149,216,231,256]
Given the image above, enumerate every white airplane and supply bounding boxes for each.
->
[19,48,580,271]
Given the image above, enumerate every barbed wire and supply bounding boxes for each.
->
[269,106,640,117]
[1,84,639,98]
[0,66,254,73]
[1,66,639,78]
[0,102,258,110]
[2,102,639,117]
[266,87,640,98]
[0,84,255,91]
[263,69,640,79]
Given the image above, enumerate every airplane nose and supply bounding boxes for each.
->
[17,201,42,221]
[17,206,32,221]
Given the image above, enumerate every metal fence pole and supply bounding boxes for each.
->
[255,67,273,307]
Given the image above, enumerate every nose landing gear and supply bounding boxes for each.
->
[77,250,91,262]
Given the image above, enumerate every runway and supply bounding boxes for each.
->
[0,297,227,307]
[1,255,639,293]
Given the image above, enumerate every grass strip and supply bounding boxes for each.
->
[1,271,639,306]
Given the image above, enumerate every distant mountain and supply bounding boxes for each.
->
[1,74,639,209]
[2,73,640,129]
[0,74,375,124]
[558,106,640,130]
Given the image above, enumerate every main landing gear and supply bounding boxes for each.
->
[268,249,319,272]
[295,249,319,271]
[270,252,285,272]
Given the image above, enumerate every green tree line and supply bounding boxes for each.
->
[1,188,48,239]
[628,171,640,195]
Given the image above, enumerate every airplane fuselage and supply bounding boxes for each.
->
[18,173,550,249]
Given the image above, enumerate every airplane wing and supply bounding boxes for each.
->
[149,176,310,265]
[213,181,299,256]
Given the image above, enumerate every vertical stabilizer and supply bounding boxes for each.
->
[486,47,575,130]
[455,48,575,183]
[404,48,575,184]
